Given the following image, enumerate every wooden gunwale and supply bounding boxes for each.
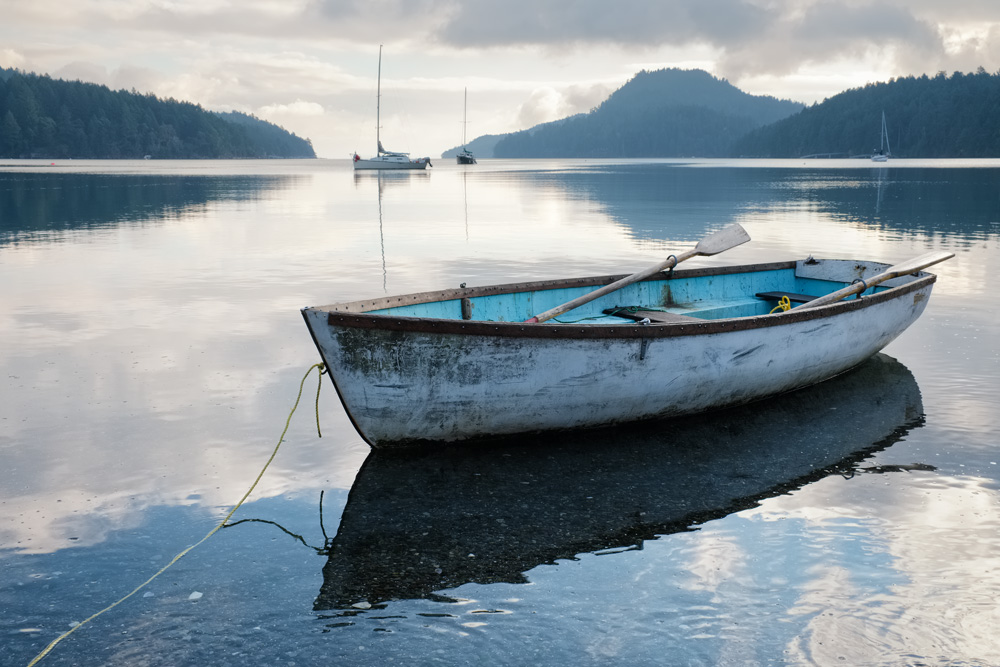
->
[312,262,937,341]
[318,261,794,313]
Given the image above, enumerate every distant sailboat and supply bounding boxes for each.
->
[353,46,432,171]
[871,111,891,163]
[456,88,477,165]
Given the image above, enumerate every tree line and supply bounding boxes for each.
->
[734,68,1000,158]
[486,66,1000,159]
[494,105,767,158]
[0,67,315,159]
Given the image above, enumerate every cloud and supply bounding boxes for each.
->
[11,1,998,87]
[512,82,614,128]
[430,1,955,80]
[259,99,326,116]
[0,49,27,68]
[52,61,113,86]
[715,3,945,78]
[432,0,766,48]
[513,88,569,129]
[429,1,785,50]
[939,23,1000,72]
[435,2,1000,85]
[92,0,453,45]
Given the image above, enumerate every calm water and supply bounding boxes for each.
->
[2,158,999,666]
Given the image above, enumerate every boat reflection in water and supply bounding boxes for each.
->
[315,353,923,611]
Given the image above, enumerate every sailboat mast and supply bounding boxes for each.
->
[882,111,891,155]
[880,111,885,152]
[376,45,382,155]
[462,87,468,146]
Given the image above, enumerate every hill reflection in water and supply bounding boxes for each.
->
[0,172,300,245]
[316,353,923,611]
[505,164,1000,243]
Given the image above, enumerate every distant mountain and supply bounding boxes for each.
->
[440,133,506,160]
[733,69,1000,158]
[483,69,803,158]
[0,67,315,159]
[440,116,590,159]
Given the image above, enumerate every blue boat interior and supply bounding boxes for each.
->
[365,266,885,323]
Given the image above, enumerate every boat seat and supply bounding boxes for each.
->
[754,291,817,304]
[603,308,700,323]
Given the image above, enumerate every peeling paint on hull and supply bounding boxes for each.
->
[302,259,938,448]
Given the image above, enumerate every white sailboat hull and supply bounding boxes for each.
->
[354,154,431,170]
[871,111,891,162]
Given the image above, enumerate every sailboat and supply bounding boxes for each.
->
[456,88,477,165]
[353,46,431,170]
[871,111,891,162]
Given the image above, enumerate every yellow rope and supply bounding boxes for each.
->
[26,362,326,667]
[314,363,325,437]
[769,295,792,314]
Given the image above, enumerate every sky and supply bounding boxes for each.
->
[2,0,1000,159]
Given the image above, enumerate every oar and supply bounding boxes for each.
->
[798,251,954,310]
[524,223,751,323]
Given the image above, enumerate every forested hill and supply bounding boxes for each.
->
[0,68,315,159]
[734,69,1000,158]
[492,69,803,158]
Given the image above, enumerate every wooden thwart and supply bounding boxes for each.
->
[755,291,817,304]
[603,308,700,323]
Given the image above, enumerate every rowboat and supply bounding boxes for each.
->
[301,224,951,448]
[315,353,923,609]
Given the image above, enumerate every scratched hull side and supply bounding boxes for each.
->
[304,286,931,447]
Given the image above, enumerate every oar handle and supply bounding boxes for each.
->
[525,250,694,323]
[524,223,750,323]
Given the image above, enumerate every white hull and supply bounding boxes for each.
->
[353,155,430,170]
[872,111,891,161]
[302,259,938,448]
[316,352,921,607]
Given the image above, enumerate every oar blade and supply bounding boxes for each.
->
[693,223,751,256]
[883,251,955,278]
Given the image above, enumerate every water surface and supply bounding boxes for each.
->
[2,158,999,666]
